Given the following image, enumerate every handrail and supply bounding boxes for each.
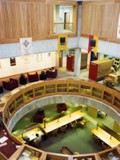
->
[1,79,120,125]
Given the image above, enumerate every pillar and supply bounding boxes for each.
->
[74,48,81,77]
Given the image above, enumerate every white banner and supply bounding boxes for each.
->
[20,37,32,56]
[117,13,120,39]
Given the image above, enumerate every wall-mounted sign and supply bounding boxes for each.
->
[117,13,120,39]
[36,54,42,62]
[20,37,32,56]
[24,55,30,64]
[58,34,68,52]
[10,57,16,66]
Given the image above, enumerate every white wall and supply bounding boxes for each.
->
[79,37,120,58]
[0,52,56,78]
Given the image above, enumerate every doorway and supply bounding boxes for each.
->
[64,12,70,30]
[58,50,67,68]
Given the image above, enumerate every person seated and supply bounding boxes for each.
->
[46,67,57,78]
[51,67,55,72]
[40,70,47,80]
[23,136,30,144]
[19,73,27,85]
[110,65,116,73]
[33,133,41,147]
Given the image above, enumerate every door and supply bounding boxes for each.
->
[64,12,70,30]
[59,50,63,67]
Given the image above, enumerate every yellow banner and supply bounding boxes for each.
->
[58,34,68,52]
[92,36,98,56]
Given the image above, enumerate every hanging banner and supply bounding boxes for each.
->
[88,35,94,53]
[88,35,98,55]
[117,13,120,39]
[92,36,99,56]
[58,34,68,52]
[20,37,32,56]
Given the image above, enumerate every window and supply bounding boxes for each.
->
[54,5,74,34]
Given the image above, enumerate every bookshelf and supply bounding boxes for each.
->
[68,83,79,92]
[92,87,103,99]
[57,83,67,92]
[34,86,44,97]
[81,52,88,69]
[103,91,113,103]
[66,53,88,71]
[16,95,24,108]
[66,54,74,71]
[80,85,91,95]
[45,85,56,94]
[89,59,113,81]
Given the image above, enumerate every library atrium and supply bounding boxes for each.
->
[0,0,120,160]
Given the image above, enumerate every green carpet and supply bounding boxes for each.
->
[39,121,102,154]
[12,103,115,154]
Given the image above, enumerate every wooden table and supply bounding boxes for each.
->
[40,110,84,133]
[23,128,44,141]
[91,127,120,147]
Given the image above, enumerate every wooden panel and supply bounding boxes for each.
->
[91,4,101,36]
[81,2,120,43]
[108,4,120,41]
[99,4,110,38]
[0,0,47,42]
[81,3,93,35]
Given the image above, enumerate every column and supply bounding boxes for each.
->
[74,48,81,77]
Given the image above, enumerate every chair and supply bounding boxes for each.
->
[3,78,19,90]
[0,86,3,94]
[70,121,78,129]
[79,119,86,128]
[49,129,58,136]
[27,72,39,83]
[60,125,67,133]
[57,103,67,113]
[46,68,57,78]
[19,74,27,85]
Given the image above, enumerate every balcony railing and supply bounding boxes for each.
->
[54,22,73,33]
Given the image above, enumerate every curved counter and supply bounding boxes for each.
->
[0,79,120,160]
